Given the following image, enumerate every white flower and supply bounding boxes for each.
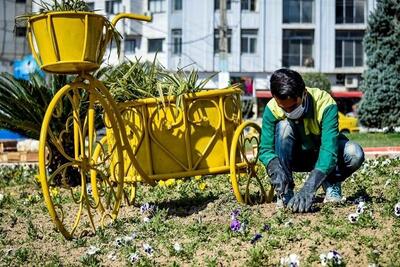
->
[239,220,248,233]
[356,206,365,214]
[288,254,300,266]
[86,184,92,196]
[394,202,400,217]
[107,251,117,261]
[382,158,391,166]
[0,193,4,202]
[173,242,182,252]
[284,220,293,228]
[320,253,327,266]
[280,253,300,266]
[321,250,343,266]
[115,237,124,247]
[143,216,150,223]
[86,245,100,256]
[327,250,342,264]
[368,264,378,267]
[143,243,154,255]
[128,252,139,263]
[348,213,359,223]
[123,232,136,243]
[140,203,151,213]
[384,179,391,188]
[356,202,366,214]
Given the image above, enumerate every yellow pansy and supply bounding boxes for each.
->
[50,187,59,197]
[198,182,207,191]
[165,179,176,187]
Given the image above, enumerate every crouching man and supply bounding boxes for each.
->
[259,69,364,212]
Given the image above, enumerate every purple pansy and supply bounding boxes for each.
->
[250,233,262,244]
[230,219,241,232]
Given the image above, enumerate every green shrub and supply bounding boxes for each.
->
[302,72,331,93]
[357,0,400,128]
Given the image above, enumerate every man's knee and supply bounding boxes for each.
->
[343,141,365,172]
[275,120,294,140]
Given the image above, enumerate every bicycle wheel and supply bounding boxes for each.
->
[91,135,138,208]
[229,121,274,204]
[38,79,124,239]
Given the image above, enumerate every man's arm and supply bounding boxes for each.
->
[314,104,339,175]
[259,107,291,195]
[259,107,278,167]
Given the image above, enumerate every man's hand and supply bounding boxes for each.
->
[287,188,314,213]
[267,158,289,195]
[287,169,327,213]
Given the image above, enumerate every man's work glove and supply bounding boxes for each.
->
[287,169,327,213]
[267,157,290,195]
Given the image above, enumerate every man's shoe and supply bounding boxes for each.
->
[322,181,342,203]
[276,188,294,209]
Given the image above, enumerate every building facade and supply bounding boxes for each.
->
[28,0,376,94]
[0,0,33,73]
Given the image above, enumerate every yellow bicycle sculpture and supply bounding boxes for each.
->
[27,11,273,239]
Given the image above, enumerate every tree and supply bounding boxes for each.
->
[357,0,400,128]
[302,72,331,93]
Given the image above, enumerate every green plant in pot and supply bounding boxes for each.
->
[100,56,216,106]
[16,0,122,74]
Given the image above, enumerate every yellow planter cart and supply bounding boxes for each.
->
[27,11,273,240]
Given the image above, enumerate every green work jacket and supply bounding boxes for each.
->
[259,87,339,175]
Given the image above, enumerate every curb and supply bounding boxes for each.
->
[363,146,400,158]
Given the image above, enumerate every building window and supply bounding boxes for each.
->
[125,37,137,54]
[15,26,27,37]
[173,0,182,11]
[283,0,314,23]
[172,29,182,55]
[148,38,164,53]
[105,0,119,14]
[335,30,364,67]
[241,0,256,11]
[105,1,113,14]
[282,29,314,67]
[86,2,95,11]
[214,29,232,54]
[148,0,166,13]
[214,0,232,10]
[241,29,257,54]
[16,0,26,3]
[336,0,366,23]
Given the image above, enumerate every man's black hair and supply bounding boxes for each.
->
[270,69,305,99]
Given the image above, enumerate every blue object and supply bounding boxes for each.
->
[13,55,44,80]
[0,129,26,140]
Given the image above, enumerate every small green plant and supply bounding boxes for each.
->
[33,0,92,12]
[245,246,269,267]
[15,247,30,264]
[27,220,43,240]
[0,165,38,187]
[101,56,216,105]
[80,254,101,267]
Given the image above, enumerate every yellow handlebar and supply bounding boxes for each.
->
[111,13,152,26]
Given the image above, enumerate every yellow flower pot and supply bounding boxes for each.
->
[106,88,243,182]
[27,11,112,74]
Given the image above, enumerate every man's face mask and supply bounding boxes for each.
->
[284,93,307,120]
